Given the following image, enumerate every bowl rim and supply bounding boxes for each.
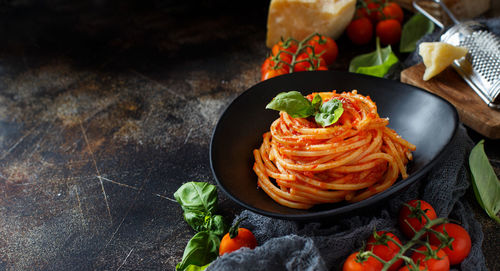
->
[209,70,459,220]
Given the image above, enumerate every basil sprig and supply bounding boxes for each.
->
[174,182,227,271]
[399,13,435,53]
[266,91,344,127]
[349,37,399,78]
[469,140,500,224]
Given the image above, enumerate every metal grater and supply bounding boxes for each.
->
[414,0,500,109]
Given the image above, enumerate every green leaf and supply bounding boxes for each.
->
[400,13,435,53]
[311,94,322,112]
[349,37,399,78]
[266,91,315,118]
[469,140,500,224]
[184,264,211,271]
[205,215,227,237]
[174,182,219,231]
[176,231,220,271]
[315,99,344,127]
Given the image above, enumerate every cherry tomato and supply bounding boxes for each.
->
[398,265,426,271]
[271,40,298,56]
[261,56,274,74]
[429,223,471,265]
[366,1,383,23]
[366,231,403,271]
[261,67,288,81]
[343,252,383,271]
[293,53,326,72]
[376,19,402,45]
[316,66,328,71]
[381,2,404,23]
[355,7,370,19]
[399,199,437,239]
[219,218,257,255]
[346,17,374,45]
[306,35,338,65]
[411,245,450,271]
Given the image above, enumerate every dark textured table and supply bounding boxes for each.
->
[0,1,498,270]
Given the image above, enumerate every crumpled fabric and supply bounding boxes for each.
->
[207,16,500,270]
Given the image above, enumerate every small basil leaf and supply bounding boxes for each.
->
[176,231,220,271]
[315,99,344,127]
[174,182,218,215]
[266,91,315,118]
[349,38,399,78]
[184,264,211,271]
[469,140,500,224]
[183,210,208,232]
[205,215,226,237]
[311,94,322,112]
[400,13,435,53]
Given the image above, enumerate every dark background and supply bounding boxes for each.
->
[0,0,498,270]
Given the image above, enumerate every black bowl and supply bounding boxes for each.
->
[210,70,458,220]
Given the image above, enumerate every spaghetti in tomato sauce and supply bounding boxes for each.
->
[252,90,416,209]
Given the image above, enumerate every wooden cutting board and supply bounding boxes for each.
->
[400,63,500,139]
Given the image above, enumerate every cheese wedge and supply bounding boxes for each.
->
[266,0,356,48]
[419,42,469,81]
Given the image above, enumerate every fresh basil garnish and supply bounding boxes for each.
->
[175,231,220,271]
[266,91,316,118]
[174,182,227,271]
[469,140,500,224]
[315,98,344,127]
[400,13,435,53]
[266,91,343,127]
[349,37,399,78]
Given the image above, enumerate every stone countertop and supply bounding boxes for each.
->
[0,1,498,270]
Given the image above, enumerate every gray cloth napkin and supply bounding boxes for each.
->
[207,17,500,270]
[207,125,485,271]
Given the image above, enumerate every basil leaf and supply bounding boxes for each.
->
[184,264,210,271]
[400,13,435,53]
[174,182,219,230]
[205,215,226,237]
[469,140,500,224]
[266,91,315,118]
[311,94,322,112]
[349,37,399,78]
[176,231,220,271]
[315,99,344,127]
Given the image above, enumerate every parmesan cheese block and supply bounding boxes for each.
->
[266,0,356,48]
[419,42,469,81]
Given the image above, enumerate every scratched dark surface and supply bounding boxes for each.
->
[0,1,498,270]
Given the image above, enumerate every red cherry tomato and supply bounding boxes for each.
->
[346,17,374,45]
[293,53,326,72]
[306,35,338,65]
[429,223,472,265]
[366,231,403,271]
[399,199,437,239]
[343,252,383,271]
[381,2,404,23]
[219,226,257,255]
[366,1,383,23]
[271,40,298,56]
[376,19,402,45]
[261,67,288,81]
[411,245,450,271]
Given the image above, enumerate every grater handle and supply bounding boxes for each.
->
[412,0,460,28]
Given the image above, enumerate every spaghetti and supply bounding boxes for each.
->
[252,90,416,209]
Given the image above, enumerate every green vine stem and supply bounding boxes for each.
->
[357,211,452,271]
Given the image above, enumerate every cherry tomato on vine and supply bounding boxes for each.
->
[271,40,298,56]
[293,53,326,72]
[429,223,471,265]
[381,2,404,23]
[366,231,403,271]
[411,245,450,271]
[399,199,437,239]
[343,251,383,271]
[366,1,383,23]
[219,217,257,255]
[306,35,338,65]
[376,19,401,45]
[346,17,374,45]
[261,66,288,81]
